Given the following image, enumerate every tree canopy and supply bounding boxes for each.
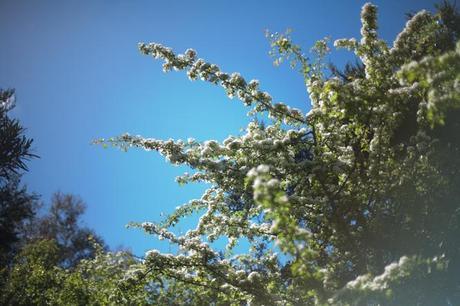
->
[26,192,107,268]
[98,1,460,305]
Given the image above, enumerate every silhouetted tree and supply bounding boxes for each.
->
[27,192,107,268]
[0,89,38,270]
[0,89,36,180]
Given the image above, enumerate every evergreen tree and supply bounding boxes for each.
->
[0,88,38,270]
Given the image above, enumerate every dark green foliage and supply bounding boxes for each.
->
[0,176,37,268]
[0,89,37,180]
[329,61,365,83]
[0,88,38,270]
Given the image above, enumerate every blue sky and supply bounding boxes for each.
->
[0,0,439,256]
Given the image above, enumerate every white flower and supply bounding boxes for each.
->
[247,271,260,282]
[256,164,270,173]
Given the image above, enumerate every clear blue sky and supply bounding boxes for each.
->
[0,0,439,256]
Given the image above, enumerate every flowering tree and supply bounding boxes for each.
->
[100,2,460,304]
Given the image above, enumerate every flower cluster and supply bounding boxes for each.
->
[138,42,306,125]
